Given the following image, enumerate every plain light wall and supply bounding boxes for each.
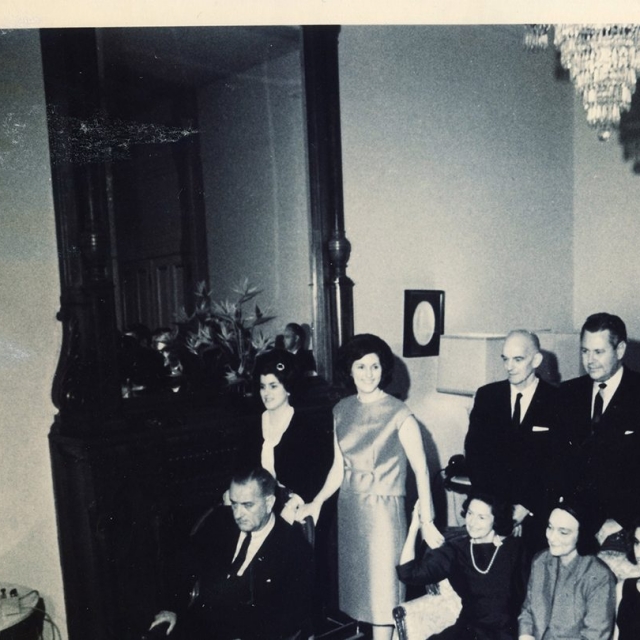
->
[339,25,576,501]
[198,48,313,338]
[0,30,66,638]
[4,23,640,628]
[573,96,640,340]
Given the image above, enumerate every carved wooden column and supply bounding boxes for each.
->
[303,26,354,382]
[41,28,122,430]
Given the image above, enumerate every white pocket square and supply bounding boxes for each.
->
[625,430,634,435]
[532,426,549,432]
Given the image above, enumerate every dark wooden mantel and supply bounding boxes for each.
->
[42,26,351,640]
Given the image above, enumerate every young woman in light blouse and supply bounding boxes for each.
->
[246,349,332,522]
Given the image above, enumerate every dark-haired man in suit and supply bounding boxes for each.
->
[556,312,640,538]
[465,330,559,554]
[150,467,313,640]
[283,323,317,377]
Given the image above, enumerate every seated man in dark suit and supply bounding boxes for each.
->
[283,323,317,377]
[556,312,640,539]
[150,467,314,640]
[465,330,559,555]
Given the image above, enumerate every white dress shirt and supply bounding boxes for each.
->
[510,376,539,424]
[232,512,276,576]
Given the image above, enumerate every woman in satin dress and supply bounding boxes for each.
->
[298,333,444,640]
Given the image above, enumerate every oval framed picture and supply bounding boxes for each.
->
[402,290,445,357]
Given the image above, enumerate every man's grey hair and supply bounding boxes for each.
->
[505,329,541,353]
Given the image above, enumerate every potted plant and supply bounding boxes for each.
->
[173,279,276,396]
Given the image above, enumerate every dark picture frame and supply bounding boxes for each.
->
[402,290,445,357]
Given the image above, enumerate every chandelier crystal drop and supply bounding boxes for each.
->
[525,24,640,141]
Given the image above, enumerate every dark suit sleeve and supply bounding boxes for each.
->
[464,385,501,497]
[548,381,577,504]
[160,506,235,614]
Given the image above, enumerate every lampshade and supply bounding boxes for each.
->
[436,331,581,395]
[436,334,506,396]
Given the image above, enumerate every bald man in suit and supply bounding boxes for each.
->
[465,330,559,554]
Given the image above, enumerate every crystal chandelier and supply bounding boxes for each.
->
[525,24,640,141]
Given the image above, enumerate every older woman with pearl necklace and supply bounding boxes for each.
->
[397,491,526,640]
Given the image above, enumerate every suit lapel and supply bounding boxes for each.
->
[244,516,281,581]
[600,367,628,434]
[497,380,512,431]
[222,515,242,567]
[576,376,594,440]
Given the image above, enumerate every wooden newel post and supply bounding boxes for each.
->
[303,25,354,380]
[328,231,354,349]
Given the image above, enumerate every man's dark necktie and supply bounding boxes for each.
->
[228,532,252,577]
[592,383,607,426]
[512,392,523,428]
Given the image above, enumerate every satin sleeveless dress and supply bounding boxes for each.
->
[334,393,412,625]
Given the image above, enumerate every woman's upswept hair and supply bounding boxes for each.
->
[252,349,299,398]
[461,491,514,537]
[336,333,395,390]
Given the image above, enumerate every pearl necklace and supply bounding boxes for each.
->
[469,539,501,575]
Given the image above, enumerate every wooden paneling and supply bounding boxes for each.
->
[120,255,186,330]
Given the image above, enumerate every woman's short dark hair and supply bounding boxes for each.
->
[336,333,395,390]
[461,491,514,537]
[253,349,299,396]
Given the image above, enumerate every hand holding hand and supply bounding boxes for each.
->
[409,501,422,532]
[421,520,445,549]
[281,492,304,524]
[150,611,177,635]
[296,499,322,525]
